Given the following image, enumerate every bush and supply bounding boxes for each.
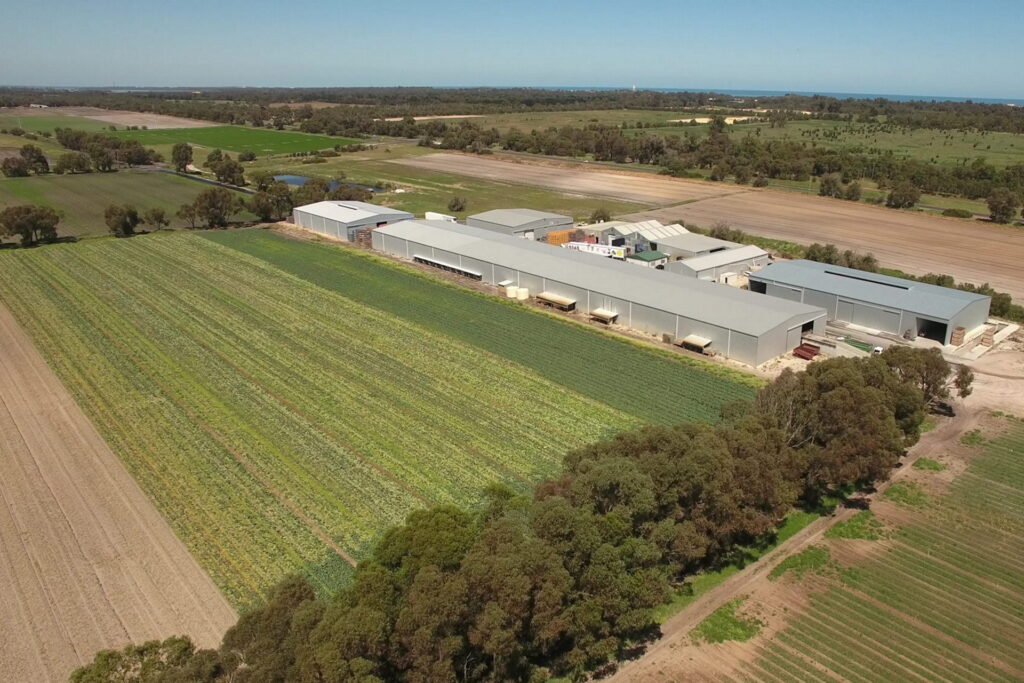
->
[886,181,921,209]
[941,208,974,218]
[447,195,467,212]
[752,175,769,187]
[237,151,257,162]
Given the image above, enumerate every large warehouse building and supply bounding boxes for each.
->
[292,201,413,241]
[466,209,572,240]
[373,221,827,365]
[749,260,991,345]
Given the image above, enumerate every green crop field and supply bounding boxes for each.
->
[0,171,252,237]
[0,113,112,134]
[204,229,756,423]
[0,231,750,609]
[737,419,1024,681]
[109,125,357,156]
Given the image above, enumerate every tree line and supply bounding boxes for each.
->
[5,87,1024,133]
[72,349,971,682]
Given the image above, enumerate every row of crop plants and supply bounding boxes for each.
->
[0,233,635,608]
[739,420,1024,681]
[202,229,757,424]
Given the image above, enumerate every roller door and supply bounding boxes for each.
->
[838,299,901,334]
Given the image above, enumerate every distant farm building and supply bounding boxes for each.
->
[749,260,991,345]
[665,244,770,281]
[292,201,413,242]
[373,220,826,365]
[466,209,572,240]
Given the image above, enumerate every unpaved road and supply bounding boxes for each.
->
[394,153,1024,300]
[608,408,978,682]
[392,152,733,205]
[0,304,235,682]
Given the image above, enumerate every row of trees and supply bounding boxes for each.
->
[0,144,50,176]
[54,127,161,171]
[73,350,971,682]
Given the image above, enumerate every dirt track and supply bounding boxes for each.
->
[0,304,235,682]
[394,153,1024,300]
[608,408,981,682]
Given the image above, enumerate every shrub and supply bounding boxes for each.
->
[941,208,974,218]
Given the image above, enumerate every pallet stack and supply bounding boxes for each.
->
[950,326,966,346]
[981,328,995,347]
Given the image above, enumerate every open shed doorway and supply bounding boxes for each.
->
[916,318,948,344]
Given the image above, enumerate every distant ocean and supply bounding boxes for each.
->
[547,86,1024,107]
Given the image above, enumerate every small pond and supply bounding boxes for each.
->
[273,174,383,193]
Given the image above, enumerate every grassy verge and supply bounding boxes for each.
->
[690,598,762,643]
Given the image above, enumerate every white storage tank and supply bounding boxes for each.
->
[506,285,517,298]
[516,287,529,301]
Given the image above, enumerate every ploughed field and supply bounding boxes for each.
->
[0,231,751,609]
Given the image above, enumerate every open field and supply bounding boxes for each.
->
[0,232,750,609]
[0,302,235,683]
[611,412,1024,682]
[0,106,217,130]
[110,125,357,156]
[205,229,755,422]
[631,118,1024,168]
[245,144,646,219]
[393,151,732,205]
[395,152,1024,299]
[0,171,253,237]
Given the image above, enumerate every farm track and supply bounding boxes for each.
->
[0,303,235,683]
[394,152,1024,300]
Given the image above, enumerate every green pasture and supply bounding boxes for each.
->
[110,125,357,156]
[0,171,252,237]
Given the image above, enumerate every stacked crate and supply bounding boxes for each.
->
[981,328,995,347]
[950,326,966,346]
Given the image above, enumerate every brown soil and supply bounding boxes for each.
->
[1,106,216,129]
[391,152,733,205]
[393,152,1024,300]
[0,303,236,682]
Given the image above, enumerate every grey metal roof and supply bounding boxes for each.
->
[749,260,990,320]
[673,245,769,273]
[377,220,825,336]
[648,232,741,253]
[467,208,571,228]
[295,201,413,224]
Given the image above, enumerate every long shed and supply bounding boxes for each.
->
[749,260,991,345]
[373,220,826,365]
[292,201,413,242]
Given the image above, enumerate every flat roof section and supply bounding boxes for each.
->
[376,220,825,337]
[750,259,990,320]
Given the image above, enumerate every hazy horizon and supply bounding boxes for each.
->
[3,0,1024,100]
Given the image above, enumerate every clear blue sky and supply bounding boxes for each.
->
[2,0,1023,99]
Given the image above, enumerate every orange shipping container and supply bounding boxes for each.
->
[546,229,575,246]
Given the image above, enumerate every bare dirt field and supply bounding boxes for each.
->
[391,152,733,205]
[1,106,216,129]
[0,304,235,682]
[395,153,1024,299]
